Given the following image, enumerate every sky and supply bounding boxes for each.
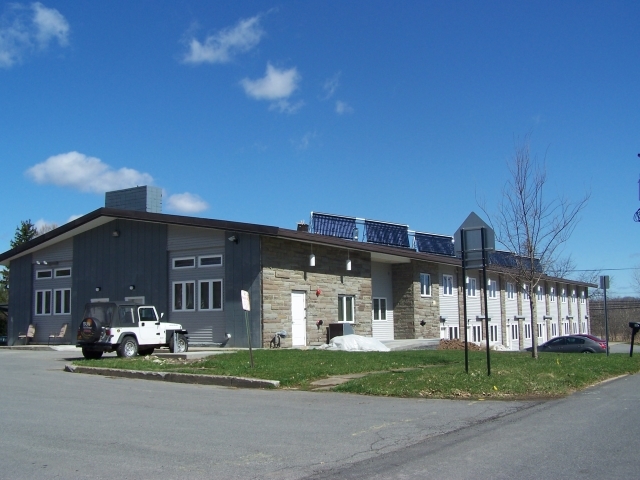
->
[1,1,639,296]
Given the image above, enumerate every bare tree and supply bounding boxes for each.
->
[37,223,58,236]
[480,136,590,358]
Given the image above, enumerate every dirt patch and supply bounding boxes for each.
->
[437,339,483,351]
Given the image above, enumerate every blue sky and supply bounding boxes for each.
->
[1,1,639,296]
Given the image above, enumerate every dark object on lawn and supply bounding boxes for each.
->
[629,322,640,357]
[270,330,287,348]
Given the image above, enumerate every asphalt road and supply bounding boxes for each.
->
[0,349,638,479]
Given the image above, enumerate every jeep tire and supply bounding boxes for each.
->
[117,336,139,358]
[138,347,155,356]
[169,333,188,353]
[81,348,103,360]
[78,317,102,342]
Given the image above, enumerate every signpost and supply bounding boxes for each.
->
[600,276,610,356]
[241,290,254,368]
[455,213,495,376]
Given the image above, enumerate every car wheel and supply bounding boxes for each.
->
[138,347,155,356]
[582,349,594,354]
[117,336,138,358]
[82,348,103,359]
[169,333,188,353]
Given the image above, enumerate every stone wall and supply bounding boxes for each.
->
[261,237,371,348]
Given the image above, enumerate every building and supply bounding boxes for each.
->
[0,186,592,348]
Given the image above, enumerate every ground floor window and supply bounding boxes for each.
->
[372,298,387,320]
[551,324,557,337]
[54,288,71,315]
[472,325,482,342]
[448,326,459,339]
[338,295,355,323]
[511,324,519,341]
[35,290,52,315]
[173,281,195,311]
[199,280,223,310]
[564,321,570,334]
[489,325,498,342]
[537,323,544,338]
[524,324,531,339]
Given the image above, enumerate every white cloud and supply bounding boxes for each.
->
[336,100,354,115]
[0,2,69,68]
[293,131,317,151]
[322,72,340,100]
[241,63,300,100]
[25,151,154,194]
[182,15,263,64]
[32,2,69,47]
[166,192,208,214]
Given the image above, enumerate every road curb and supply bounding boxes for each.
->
[64,364,279,389]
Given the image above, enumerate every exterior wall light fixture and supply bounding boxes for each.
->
[95,287,101,292]
[227,235,238,243]
[112,230,120,237]
[129,285,135,291]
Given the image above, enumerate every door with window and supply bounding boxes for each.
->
[372,297,393,341]
[291,291,307,347]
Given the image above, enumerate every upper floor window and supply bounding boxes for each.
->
[173,257,195,269]
[550,287,556,302]
[420,273,431,297]
[466,277,477,297]
[561,288,567,303]
[199,255,222,267]
[507,282,515,300]
[537,285,544,302]
[488,279,497,299]
[523,285,530,300]
[54,268,71,278]
[571,290,577,303]
[442,275,453,296]
[36,270,52,279]
[580,290,586,304]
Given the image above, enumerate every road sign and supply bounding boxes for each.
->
[241,290,251,311]
[454,212,495,269]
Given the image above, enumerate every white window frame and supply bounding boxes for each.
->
[537,323,544,338]
[580,290,586,304]
[199,279,223,311]
[373,297,387,321]
[467,277,477,297]
[507,282,515,300]
[472,325,482,342]
[550,287,556,303]
[172,257,196,269]
[53,288,71,315]
[36,270,52,280]
[173,281,196,311]
[511,324,519,341]
[524,323,531,339]
[54,267,71,278]
[571,290,577,303]
[199,255,223,268]
[537,285,544,301]
[338,295,355,323]
[488,279,498,298]
[35,290,52,315]
[420,273,431,297]
[489,325,498,342]
[442,275,453,296]
[448,326,459,340]
[561,288,567,303]
[523,285,530,300]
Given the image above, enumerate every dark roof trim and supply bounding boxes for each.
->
[0,208,594,287]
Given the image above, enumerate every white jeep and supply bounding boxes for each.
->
[76,301,188,359]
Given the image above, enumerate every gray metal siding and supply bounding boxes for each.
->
[32,239,73,263]
[224,232,261,348]
[168,225,225,250]
[7,255,33,345]
[73,219,168,336]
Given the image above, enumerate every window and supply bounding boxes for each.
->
[466,277,477,297]
[420,273,431,297]
[35,290,52,315]
[489,325,498,342]
[524,323,531,339]
[54,288,71,315]
[561,289,566,303]
[472,325,482,342]
[511,324,519,341]
[488,279,497,299]
[537,323,544,338]
[523,285,530,300]
[139,307,157,322]
[552,324,557,337]
[442,275,453,296]
[507,282,515,300]
[571,290,576,303]
[36,270,52,279]
[173,257,195,269]
[550,287,556,302]
[448,326,459,339]
[173,281,195,311]
[338,295,355,323]
[580,291,586,304]
[199,280,223,310]
[373,298,387,320]
[537,285,544,301]
[54,268,71,278]
[199,255,222,267]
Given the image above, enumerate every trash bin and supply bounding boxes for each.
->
[326,323,354,343]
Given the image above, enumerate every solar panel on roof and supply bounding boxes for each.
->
[311,213,357,239]
[364,220,410,248]
[414,233,455,256]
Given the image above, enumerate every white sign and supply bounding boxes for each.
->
[241,290,251,311]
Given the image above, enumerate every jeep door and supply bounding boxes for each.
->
[137,306,161,345]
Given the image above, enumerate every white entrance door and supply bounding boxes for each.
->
[291,291,307,347]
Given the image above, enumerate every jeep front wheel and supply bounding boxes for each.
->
[117,336,138,358]
[169,333,188,353]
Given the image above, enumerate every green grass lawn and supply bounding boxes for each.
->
[74,349,640,399]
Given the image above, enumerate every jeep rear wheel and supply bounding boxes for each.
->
[169,333,188,353]
[82,348,103,360]
[117,336,138,358]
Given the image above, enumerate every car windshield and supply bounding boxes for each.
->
[83,303,117,327]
